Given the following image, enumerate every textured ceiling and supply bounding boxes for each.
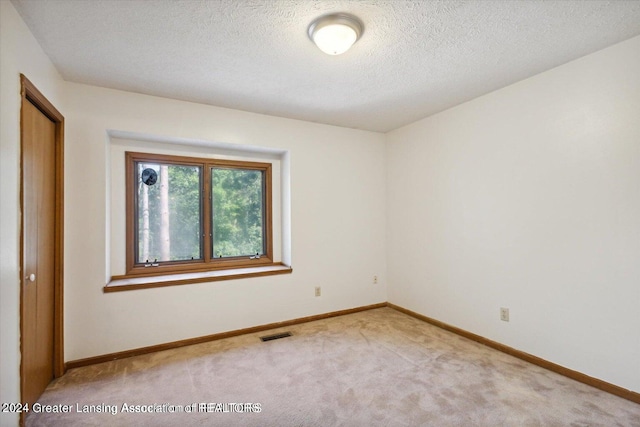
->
[11,0,640,132]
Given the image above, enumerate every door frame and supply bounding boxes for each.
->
[19,74,65,402]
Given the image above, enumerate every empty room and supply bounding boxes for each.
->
[1,0,639,426]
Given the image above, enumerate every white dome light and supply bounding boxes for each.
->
[308,14,364,55]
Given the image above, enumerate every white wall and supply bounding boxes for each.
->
[0,2,66,425]
[387,35,640,392]
[62,82,387,361]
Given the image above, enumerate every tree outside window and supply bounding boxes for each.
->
[125,152,273,277]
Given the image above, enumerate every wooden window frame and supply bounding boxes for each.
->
[122,151,274,279]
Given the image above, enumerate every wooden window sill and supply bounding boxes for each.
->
[105,263,292,292]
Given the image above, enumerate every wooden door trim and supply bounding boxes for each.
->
[19,75,65,403]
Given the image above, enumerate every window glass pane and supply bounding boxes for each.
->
[212,168,264,258]
[136,162,202,263]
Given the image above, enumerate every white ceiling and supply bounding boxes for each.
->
[11,0,640,133]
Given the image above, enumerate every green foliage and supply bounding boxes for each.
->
[136,162,264,263]
[212,168,264,258]
[137,163,201,262]
[168,165,201,260]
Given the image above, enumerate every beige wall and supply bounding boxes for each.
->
[61,82,387,361]
[387,35,640,392]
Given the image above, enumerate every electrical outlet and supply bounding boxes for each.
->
[315,287,321,297]
[373,275,378,284]
[500,307,509,322]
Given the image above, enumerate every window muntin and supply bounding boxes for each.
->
[126,152,273,276]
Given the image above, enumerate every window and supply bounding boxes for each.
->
[125,152,273,277]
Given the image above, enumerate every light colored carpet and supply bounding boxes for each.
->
[26,307,639,426]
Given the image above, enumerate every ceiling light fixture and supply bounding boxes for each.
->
[308,13,364,55]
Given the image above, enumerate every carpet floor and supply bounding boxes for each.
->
[26,307,640,426]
